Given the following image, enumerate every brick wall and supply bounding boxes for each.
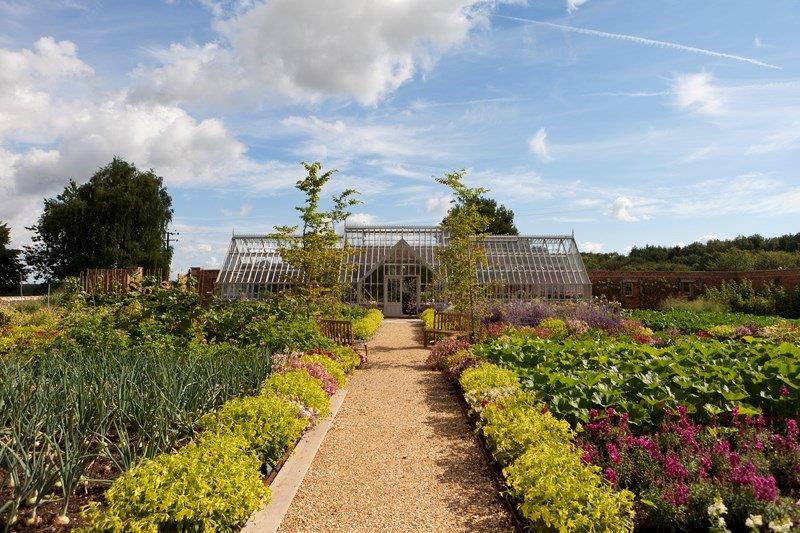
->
[588,269,800,309]
[188,268,219,303]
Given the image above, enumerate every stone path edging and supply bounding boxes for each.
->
[242,389,348,533]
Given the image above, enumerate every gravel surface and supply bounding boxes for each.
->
[279,319,515,533]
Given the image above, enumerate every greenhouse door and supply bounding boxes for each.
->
[384,275,419,317]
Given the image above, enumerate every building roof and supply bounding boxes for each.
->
[216,225,591,289]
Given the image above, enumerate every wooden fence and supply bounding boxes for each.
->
[81,267,144,294]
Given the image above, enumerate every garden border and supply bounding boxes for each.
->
[450,381,526,533]
[242,388,348,533]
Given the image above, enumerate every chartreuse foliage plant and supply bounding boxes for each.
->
[301,353,346,387]
[352,308,383,340]
[479,390,571,465]
[504,440,635,533]
[81,435,268,533]
[200,394,308,467]
[458,362,520,412]
[327,345,361,374]
[458,361,635,531]
[420,307,435,330]
[262,369,331,418]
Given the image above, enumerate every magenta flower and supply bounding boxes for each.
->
[604,467,618,485]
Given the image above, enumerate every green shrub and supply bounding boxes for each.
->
[460,362,519,393]
[262,370,331,418]
[82,435,268,532]
[420,308,435,330]
[538,317,568,339]
[201,300,332,352]
[301,354,346,387]
[706,324,737,339]
[200,395,308,466]
[459,362,520,412]
[352,308,383,340]
[505,440,635,532]
[479,390,571,465]
[328,345,361,374]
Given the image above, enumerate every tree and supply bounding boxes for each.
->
[269,162,360,315]
[24,158,173,280]
[442,196,518,235]
[434,170,491,331]
[0,222,26,292]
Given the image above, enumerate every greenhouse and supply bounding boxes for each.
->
[217,225,592,316]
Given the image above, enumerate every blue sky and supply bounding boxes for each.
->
[1,0,798,275]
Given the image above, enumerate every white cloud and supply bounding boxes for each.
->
[746,127,800,155]
[136,0,506,107]
[347,213,377,226]
[0,38,293,231]
[670,174,800,217]
[281,115,433,162]
[581,241,603,252]
[221,203,253,217]
[673,73,724,115]
[695,235,718,244]
[566,0,588,14]
[610,196,639,222]
[528,127,552,162]
[425,195,452,217]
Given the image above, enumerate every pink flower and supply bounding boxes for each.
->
[780,386,790,398]
[663,452,688,479]
[606,443,621,464]
[604,467,618,485]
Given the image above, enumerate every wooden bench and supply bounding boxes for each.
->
[319,319,368,360]
[423,311,471,347]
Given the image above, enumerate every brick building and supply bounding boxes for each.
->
[589,269,800,309]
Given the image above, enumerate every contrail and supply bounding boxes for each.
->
[493,14,782,70]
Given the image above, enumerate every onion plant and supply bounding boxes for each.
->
[0,341,270,529]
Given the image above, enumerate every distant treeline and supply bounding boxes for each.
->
[583,233,800,271]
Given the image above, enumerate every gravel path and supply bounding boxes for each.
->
[279,319,514,533]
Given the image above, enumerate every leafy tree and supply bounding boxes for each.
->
[0,222,26,292]
[434,170,492,331]
[24,158,173,280]
[582,232,800,272]
[269,162,360,315]
[442,196,518,235]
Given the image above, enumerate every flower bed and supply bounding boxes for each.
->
[429,304,800,532]
[0,283,353,529]
[81,348,354,531]
[444,351,634,531]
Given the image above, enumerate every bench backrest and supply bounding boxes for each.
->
[433,311,471,332]
[319,319,354,345]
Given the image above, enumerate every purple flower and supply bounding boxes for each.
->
[780,386,790,398]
